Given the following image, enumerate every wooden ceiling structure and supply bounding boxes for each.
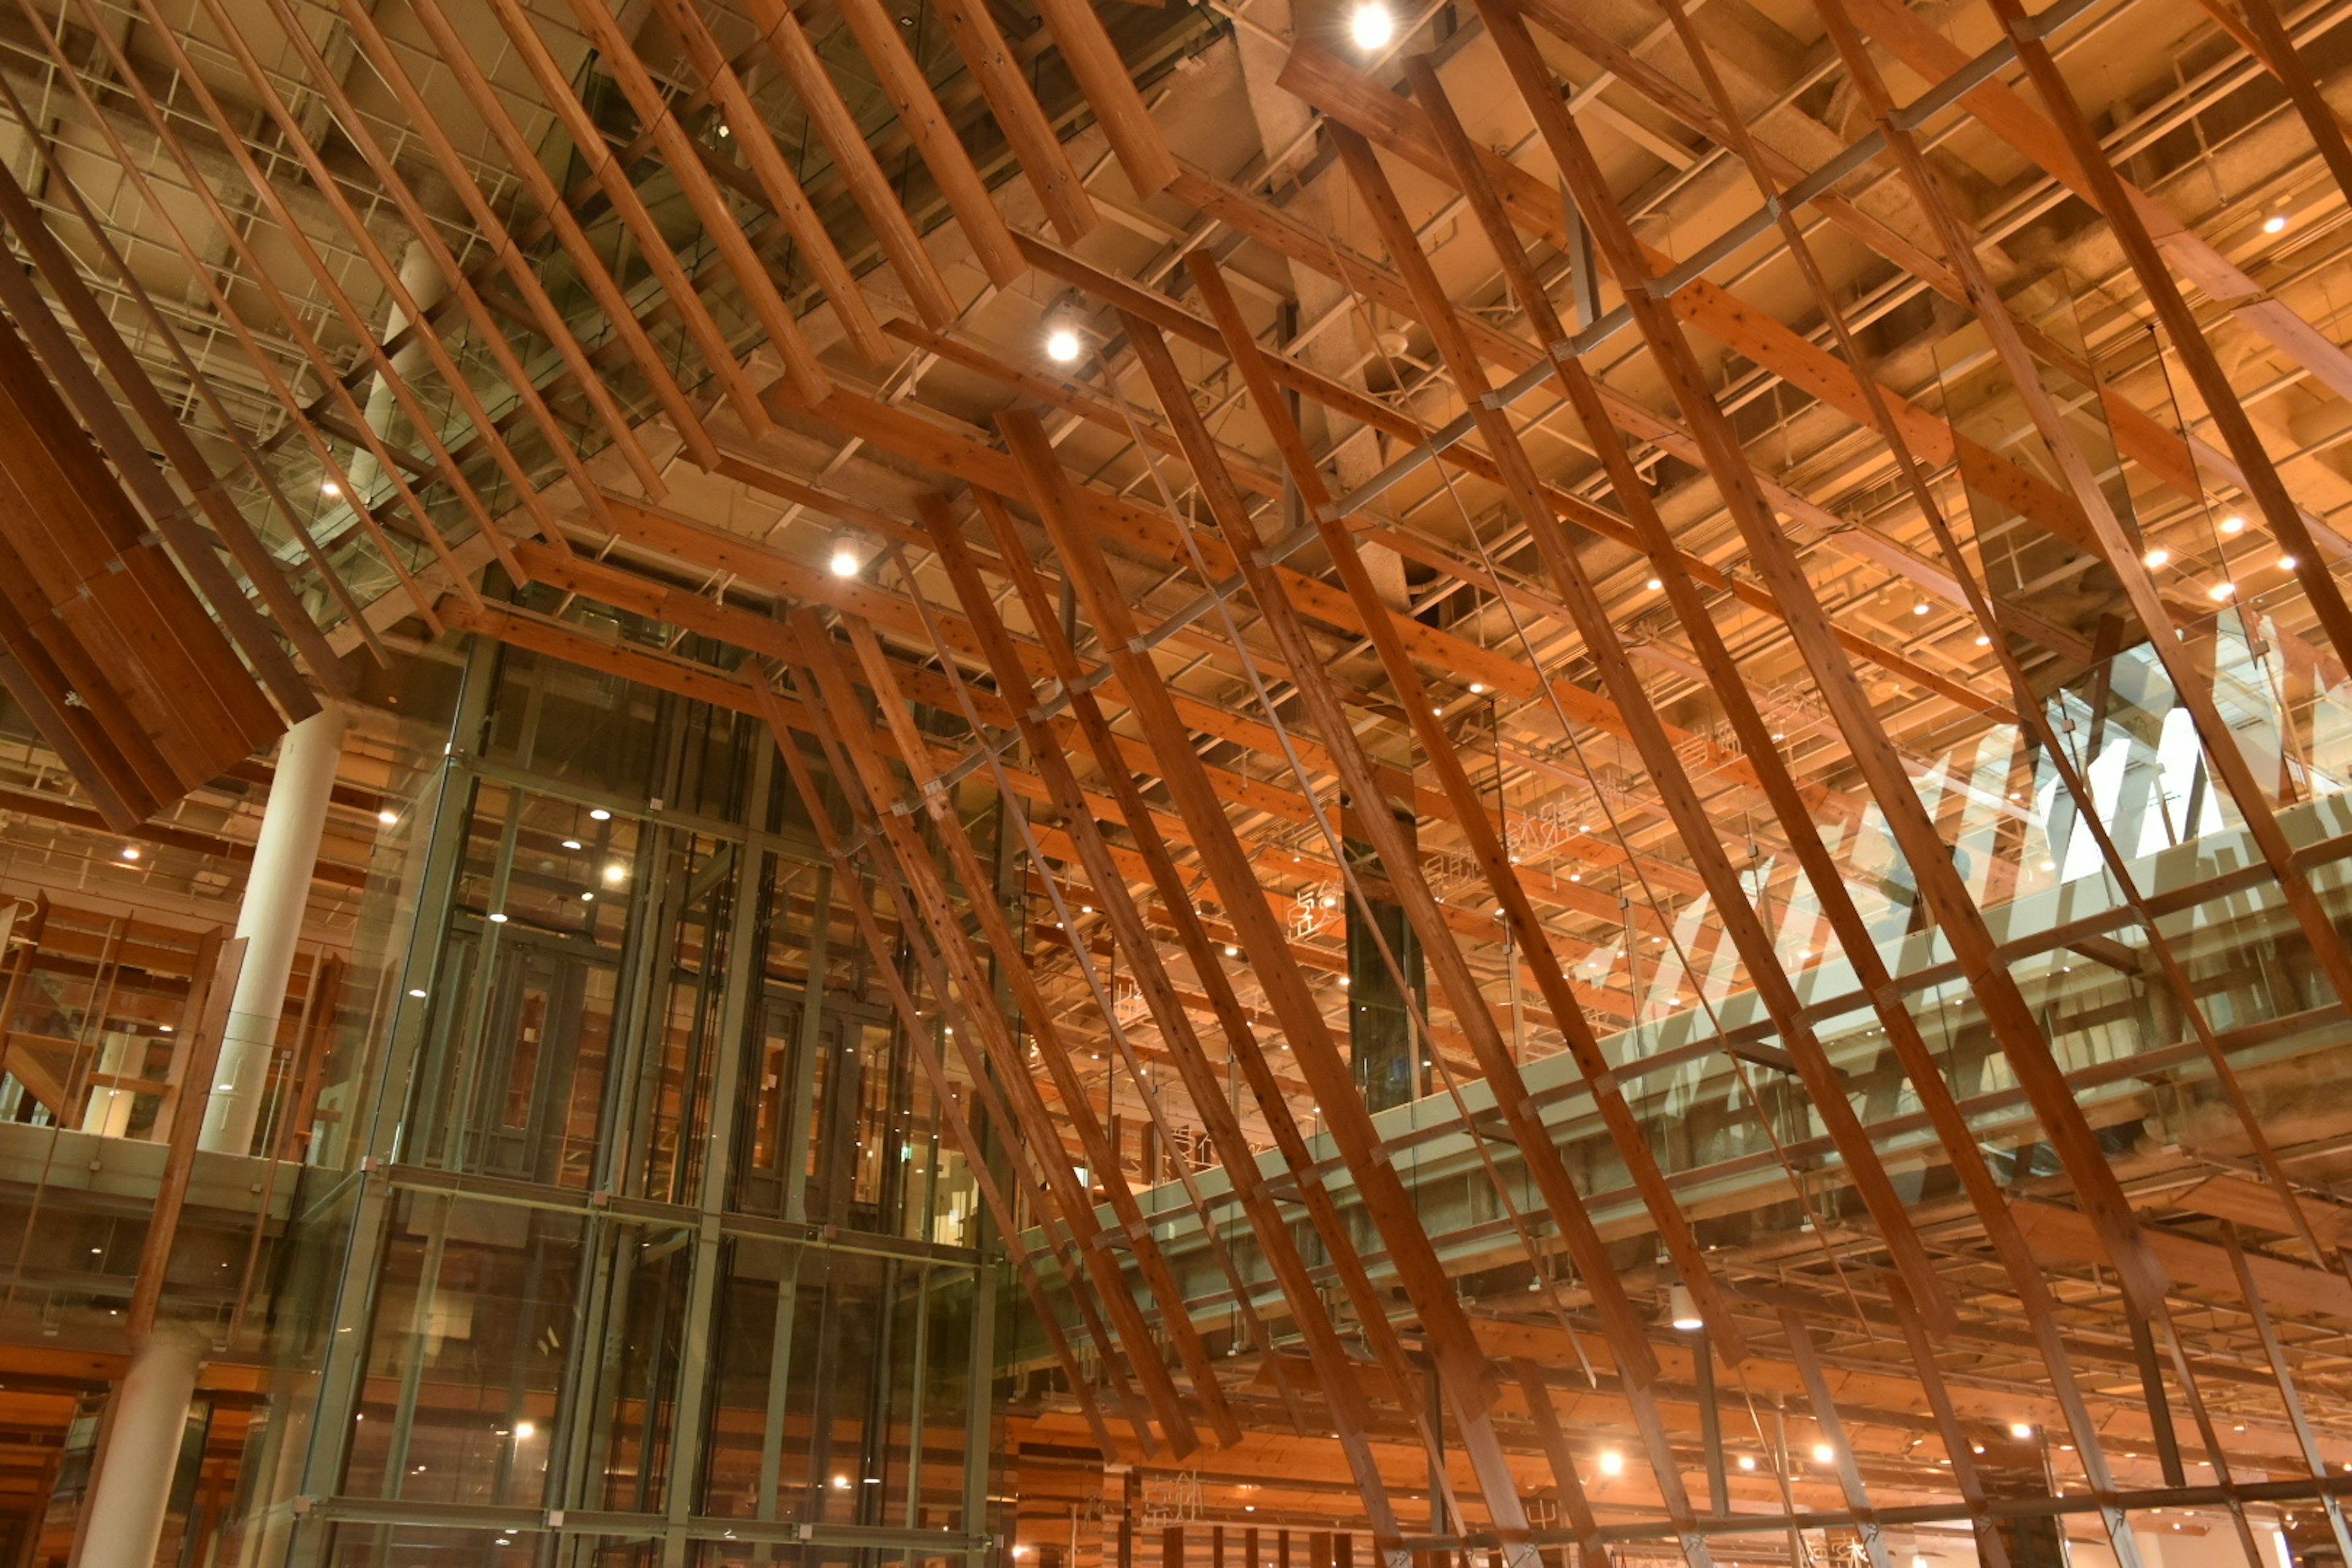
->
[2,0,2352,1559]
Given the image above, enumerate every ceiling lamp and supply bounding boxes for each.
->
[1667,1282,1702,1332]
[1044,322,1084,364]
[2264,213,2290,234]
[831,534,862,578]
[1349,1,1396,50]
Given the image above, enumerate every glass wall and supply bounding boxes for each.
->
[230,632,1008,1567]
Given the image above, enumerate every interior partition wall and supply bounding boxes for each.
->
[231,625,1011,1568]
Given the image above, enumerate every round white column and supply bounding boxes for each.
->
[70,1324,204,1568]
[200,705,349,1155]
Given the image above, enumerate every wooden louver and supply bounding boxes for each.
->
[0,306,295,828]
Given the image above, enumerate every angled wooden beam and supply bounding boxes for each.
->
[473,0,784,428]
[379,0,721,471]
[837,609,1246,1447]
[754,670,1128,1462]
[550,0,853,396]
[930,0,1101,240]
[1000,410,1567,1558]
[827,0,1027,285]
[1321,96,1959,1340]
[652,15,894,366]
[1472,0,2182,1355]
[788,610,1213,1457]
[1031,0,1180,194]
[714,0,958,325]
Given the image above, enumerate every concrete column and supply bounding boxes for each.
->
[70,1324,204,1568]
[342,239,448,503]
[200,706,349,1155]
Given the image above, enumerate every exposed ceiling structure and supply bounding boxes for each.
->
[1,0,2351,1557]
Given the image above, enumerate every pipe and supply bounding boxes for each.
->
[199,704,349,1155]
[69,1324,205,1568]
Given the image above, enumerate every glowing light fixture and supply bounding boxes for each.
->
[831,534,862,577]
[2209,581,2237,602]
[2264,213,2290,234]
[1044,322,1084,364]
[2222,514,2247,534]
[1597,1449,1626,1477]
[2142,546,2171,568]
[1668,1282,1702,1331]
[1349,1,1396,49]
[1812,1442,1836,1464]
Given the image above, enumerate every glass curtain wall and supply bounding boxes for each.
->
[230,627,1010,1568]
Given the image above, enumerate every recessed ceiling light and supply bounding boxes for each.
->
[119,845,140,861]
[2264,213,2290,234]
[2222,514,2247,534]
[590,808,612,821]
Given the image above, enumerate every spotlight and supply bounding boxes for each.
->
[562,839,583,850]
[1912,600,1930,616]
[1045,323,1084,364]
[1812,1442,1836,1464]
[119,845,140,861]
[488,912,508,924]
[2010,1422,2035,1439]
[1975,634,1992,647]
[2142,547,2171,568]
[1597,1449,1626,1477]
[603,863,628,885]
[408,987,429,999]
[514,1422,535,1439]
[2222,514,2247,534]
[377,809,399,825]
[1668,1281,1702,1332]
[1348,1,1395,49]
[2280,555,2300,571]
[1738,1455,1758,1472]
[2264,213,2290,234]
[2209,581,2237,601]
[831,534,862,577]
[322,480,341,496]
[590,808,612,821]
[1645,577,1663,591]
